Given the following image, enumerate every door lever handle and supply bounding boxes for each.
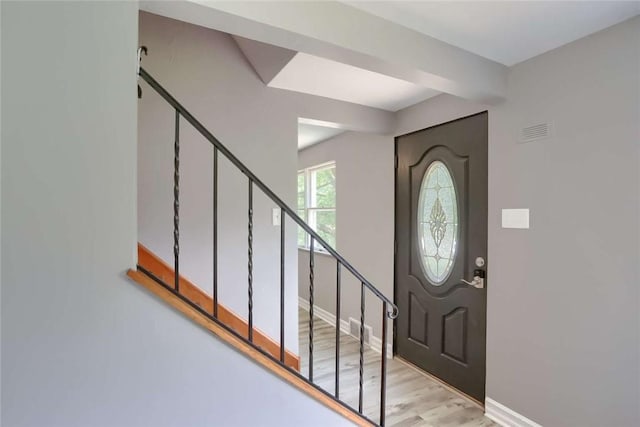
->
[461,269,485,289]
[461,277,484,289]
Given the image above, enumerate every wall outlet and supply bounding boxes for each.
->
[272,208,281,226]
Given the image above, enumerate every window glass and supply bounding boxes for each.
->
[417,161,458,285]
[297,163,336,250]
[297,172,305,209]
[311,209,336,249]
[297,172,307,247]
[311,167,335,209]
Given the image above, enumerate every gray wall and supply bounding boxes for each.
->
[483,17,639,427]
[138,11,300,353]
[0,1,3,418]
[298,132,394,341]
[301,16,640,427]
[1,2,352,426]
[137,12,396,354]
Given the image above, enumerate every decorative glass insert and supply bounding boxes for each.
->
[417,161,459,285]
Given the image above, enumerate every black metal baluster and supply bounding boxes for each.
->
[173,109,180,293]
[248,178,253,342]
[380,302,388,426]
[213,147,218,317]
[358,282,365,414]
[280,210,285,363]
[335,261,341,398]
[309,237,315,382]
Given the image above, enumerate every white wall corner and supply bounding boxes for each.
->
[298,298,392,358]
[485,398,543,427]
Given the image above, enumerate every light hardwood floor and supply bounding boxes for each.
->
[299,308,496,427]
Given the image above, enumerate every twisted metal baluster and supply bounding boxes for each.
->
[380,302,388,426]
[335,261,341,398]
[248,179,253,342]
[309,237,315,382]
[358,282,365,413]
[173,109,180,293]
[280,210,286,363]
[213,147,218,317]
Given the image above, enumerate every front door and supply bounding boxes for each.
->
[394,112,488,402]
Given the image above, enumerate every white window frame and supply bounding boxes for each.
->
[298,161,336,252]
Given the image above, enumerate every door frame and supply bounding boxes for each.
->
[392,111,489,403]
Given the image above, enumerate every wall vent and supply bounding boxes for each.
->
[520,122,551,143]
[349,317,371,345]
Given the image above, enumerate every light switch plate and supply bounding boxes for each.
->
[272,208,281,226]
[502,209,529,229]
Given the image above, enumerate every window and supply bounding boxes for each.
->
[417,160,459,285]
[297,162,336,251]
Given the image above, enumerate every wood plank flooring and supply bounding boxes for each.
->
[299,308,496,427]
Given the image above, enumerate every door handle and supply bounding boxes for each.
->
[461,269,485,289]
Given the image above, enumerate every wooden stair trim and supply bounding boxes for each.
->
[137,243,299,371]
[126,269,372,427]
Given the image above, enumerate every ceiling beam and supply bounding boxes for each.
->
[286,90,395,135]
[140,0,507,103]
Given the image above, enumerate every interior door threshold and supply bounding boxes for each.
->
[394,356,485,409]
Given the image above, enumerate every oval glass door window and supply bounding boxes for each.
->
[417,161,459,285]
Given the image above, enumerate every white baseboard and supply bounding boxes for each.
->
[369,332,393,357]
[485,398,542,427]
[298,297,392,358]
[299,297,350,337]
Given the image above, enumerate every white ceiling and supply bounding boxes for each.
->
[347,1,640,66]
[298,121,345,150]
[269,53,441,112]
[227,0,638,145]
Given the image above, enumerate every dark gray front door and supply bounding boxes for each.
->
[394,112,488,402]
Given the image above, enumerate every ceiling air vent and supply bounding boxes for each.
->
[520,122,551,143]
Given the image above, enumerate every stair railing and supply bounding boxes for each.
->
[138,66,398,426]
